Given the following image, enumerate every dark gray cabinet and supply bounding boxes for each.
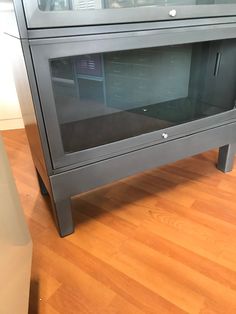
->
[9,0,236,236]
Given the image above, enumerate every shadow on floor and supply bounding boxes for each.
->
[28,279,39,314]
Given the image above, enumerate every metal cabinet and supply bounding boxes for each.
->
[9,0,236,236]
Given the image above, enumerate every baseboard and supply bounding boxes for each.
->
[0,118,24,130]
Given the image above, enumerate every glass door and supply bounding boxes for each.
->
[30,29,236,169]
[22,0,236,28]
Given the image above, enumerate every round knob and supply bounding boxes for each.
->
[169,9,177,17]
[162,133,168,139]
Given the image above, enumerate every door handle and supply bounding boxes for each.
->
[214,52,221,77]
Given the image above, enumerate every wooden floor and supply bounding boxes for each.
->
[3,128,236,314]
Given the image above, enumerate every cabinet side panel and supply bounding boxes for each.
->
[9,36,53,190]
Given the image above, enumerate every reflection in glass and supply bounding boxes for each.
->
[38,0,236,10]
[50,39,236,153]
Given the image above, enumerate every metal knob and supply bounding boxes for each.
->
[169,9,177,17]
[162,133,168,139]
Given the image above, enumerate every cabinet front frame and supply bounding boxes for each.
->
[30,23,236,170]
[22,0,236,29]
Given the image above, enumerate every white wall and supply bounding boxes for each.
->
[0,133,32,314]
[0,3,23,130]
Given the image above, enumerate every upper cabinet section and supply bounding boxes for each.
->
[22,0,236,28]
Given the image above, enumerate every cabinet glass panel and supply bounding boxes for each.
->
[49,39,236,153]
[38,0,236,11]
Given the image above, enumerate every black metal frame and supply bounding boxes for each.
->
[8,0,236,236]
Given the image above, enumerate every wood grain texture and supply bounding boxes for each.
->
[2,128,236,314]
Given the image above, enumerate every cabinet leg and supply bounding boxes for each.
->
[217,144,236,173]
[51,198,74,237]
[36,169,48,196]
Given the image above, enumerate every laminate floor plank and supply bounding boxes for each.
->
[2,128,236,314]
